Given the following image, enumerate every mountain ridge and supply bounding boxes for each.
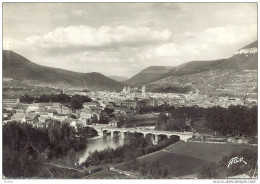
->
[125,40,257,87]
[123,65,174,86]
[3,50,124,91]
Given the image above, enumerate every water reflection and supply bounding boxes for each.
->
[78,136,126,164]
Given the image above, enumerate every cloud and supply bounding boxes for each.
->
[70,9,88,17]
[151,3,181,11]
[4,24,257,78]
[140,24,257,61]
[24,25,172,52]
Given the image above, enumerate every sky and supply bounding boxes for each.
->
[3,3,257,78]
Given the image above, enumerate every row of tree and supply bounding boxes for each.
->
[155,105,257,137]
[20,93,92,109]
[126,159,172,178]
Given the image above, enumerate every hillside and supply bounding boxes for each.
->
[124,66,174,86]
[147,40,258,96]
[160,59,226,79]
[3,50,124,91]
[108,75,129,82]
[215,41,258,70]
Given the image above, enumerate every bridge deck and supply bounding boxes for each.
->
[86,125,193,135]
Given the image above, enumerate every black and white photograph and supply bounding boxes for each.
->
[1,1,258,181]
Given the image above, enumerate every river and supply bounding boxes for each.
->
[78,136,127,164]
[78,126,156,164]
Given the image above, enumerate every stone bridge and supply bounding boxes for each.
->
[86,125,194,143]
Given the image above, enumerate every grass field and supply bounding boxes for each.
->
[164,142,256,162]
[84,169,134,179]
[116,142,257,177]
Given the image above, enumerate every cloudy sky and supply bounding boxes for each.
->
[3,3,257,78]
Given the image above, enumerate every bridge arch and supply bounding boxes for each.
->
[102,129,111,137]
[166,134,180,141]
[111,130,121,138]
[121,131,128,139]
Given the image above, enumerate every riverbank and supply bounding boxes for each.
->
[85,140,182,179]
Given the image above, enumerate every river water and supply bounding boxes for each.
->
[78,136,126,164]
[78,126,156,164]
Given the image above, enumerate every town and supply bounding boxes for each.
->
[3,85,257,129]
[2,2,258,181]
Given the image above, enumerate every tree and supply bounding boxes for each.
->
[158,113,167,124]
[92,114,98,124]
[71,95,83,109]
[100,111,109,124]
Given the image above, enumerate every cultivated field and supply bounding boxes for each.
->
[116,142,257,177]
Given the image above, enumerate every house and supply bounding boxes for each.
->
[33,119,54,128]
[11,113,39,124]
[108,119,119,127]
[27,103,46,112]
[53,113,70,121]
[38,112,49,119]
[83,102,100,109]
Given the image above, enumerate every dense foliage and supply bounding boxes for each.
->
[82,133,180,167]
[126,159,171,178]
[3,121,97,178]
[20,93,92,109]
[155,105,257,136]
[138,104,175,114]
[197,148,258,178]
[204,106,257,136]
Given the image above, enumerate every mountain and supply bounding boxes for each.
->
[3,50,124,91]
[146,40,258,95]
[124,66,174,86]
[160,59,226,79]
[214,41,257,70]
[108,75,129,82]
[149,40,257,84]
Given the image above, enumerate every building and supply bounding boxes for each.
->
[83,102,99,109]
[3,98,20,108]
[141,85,146,94]
[53,113,70,121]
[122,86,127,94]
[144,98,156,107]
[108,119,119,127]
[62,118,84,128]
[127,86,131,94]
[122,86,131,94]
[121,100,138,109]
[27,103,64,113]
[138,98,156,108]
[11,113,39,124]
[79,110,93,120]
